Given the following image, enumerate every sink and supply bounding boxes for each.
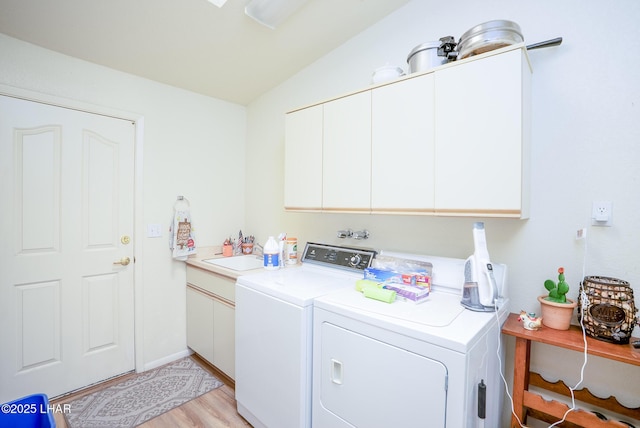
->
[203,255,264,271]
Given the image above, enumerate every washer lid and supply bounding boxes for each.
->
[237,265,359,306]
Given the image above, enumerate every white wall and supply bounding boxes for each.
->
[0,33,247,368]
[245,0,640,423]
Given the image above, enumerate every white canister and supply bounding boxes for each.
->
[407,41,446,74]
[286,237,298,265]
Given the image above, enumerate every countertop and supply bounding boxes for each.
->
[185,246,264,280]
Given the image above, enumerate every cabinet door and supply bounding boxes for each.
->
[186,287,214,363]
[434,49,530,217]
[213,299,235,379]
[322,91,371,211]
[371,74,435,212]
[284,105,323,210]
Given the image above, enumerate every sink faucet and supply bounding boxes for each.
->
[253,242,263,256]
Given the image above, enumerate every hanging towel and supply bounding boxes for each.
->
[169,196,197,261]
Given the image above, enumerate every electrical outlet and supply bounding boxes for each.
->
[591,201,613,226]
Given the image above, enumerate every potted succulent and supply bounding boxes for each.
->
[537,267,578,330]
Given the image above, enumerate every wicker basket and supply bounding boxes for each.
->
[577,276,639,344]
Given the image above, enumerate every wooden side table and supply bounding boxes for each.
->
[502,312,640,427]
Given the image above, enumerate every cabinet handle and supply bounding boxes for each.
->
[331,358,343,385]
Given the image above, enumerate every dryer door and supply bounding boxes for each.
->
[317,322,447,428]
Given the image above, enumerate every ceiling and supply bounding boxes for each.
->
[0,0,409,105]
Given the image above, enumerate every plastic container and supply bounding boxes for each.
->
[0,393,55,428]
[263,236,279,270]
[286,237,297,265]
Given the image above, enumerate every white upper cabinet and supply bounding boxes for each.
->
[434,48,531,218]
[322,91,372,211]
[371,73,435,213]
[284,45,531,218]
[284,104,323,210]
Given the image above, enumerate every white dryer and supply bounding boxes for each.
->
[312,252,509,428]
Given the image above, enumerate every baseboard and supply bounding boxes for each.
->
[142,349,193,372]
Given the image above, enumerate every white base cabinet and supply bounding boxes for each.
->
[186,267,235,379]
[284,44,531,218]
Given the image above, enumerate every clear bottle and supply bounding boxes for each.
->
[263,236,280,270]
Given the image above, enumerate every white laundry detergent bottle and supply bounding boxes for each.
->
[263,236,279,270]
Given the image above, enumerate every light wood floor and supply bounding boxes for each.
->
[51,354,252,427]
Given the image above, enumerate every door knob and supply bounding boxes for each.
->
[113,256,131,266]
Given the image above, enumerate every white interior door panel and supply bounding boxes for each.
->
[0,95,135,402]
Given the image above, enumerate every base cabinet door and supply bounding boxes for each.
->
[186,287,215,363]
[186,267,236,380]
[212,299,235,379]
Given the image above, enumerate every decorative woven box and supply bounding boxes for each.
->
[577,276,639,344]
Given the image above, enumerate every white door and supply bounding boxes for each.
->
[0,95,135,402]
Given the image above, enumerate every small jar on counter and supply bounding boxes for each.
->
[286,237,297,265]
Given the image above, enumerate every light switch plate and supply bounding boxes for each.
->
[147,223,163,238]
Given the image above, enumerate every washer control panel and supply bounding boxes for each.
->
[302,242,376,272]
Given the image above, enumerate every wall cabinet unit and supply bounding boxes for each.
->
[284,45,531,218]
[323,91,371,211]
[284,104,323,210]
[434,48,530,217]
[371,73,435,213]
[186,266,235,380]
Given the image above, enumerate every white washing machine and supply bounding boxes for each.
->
[235,243,377,428]
[312,252,509,428]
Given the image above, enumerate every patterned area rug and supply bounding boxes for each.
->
[64,357,223,428]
